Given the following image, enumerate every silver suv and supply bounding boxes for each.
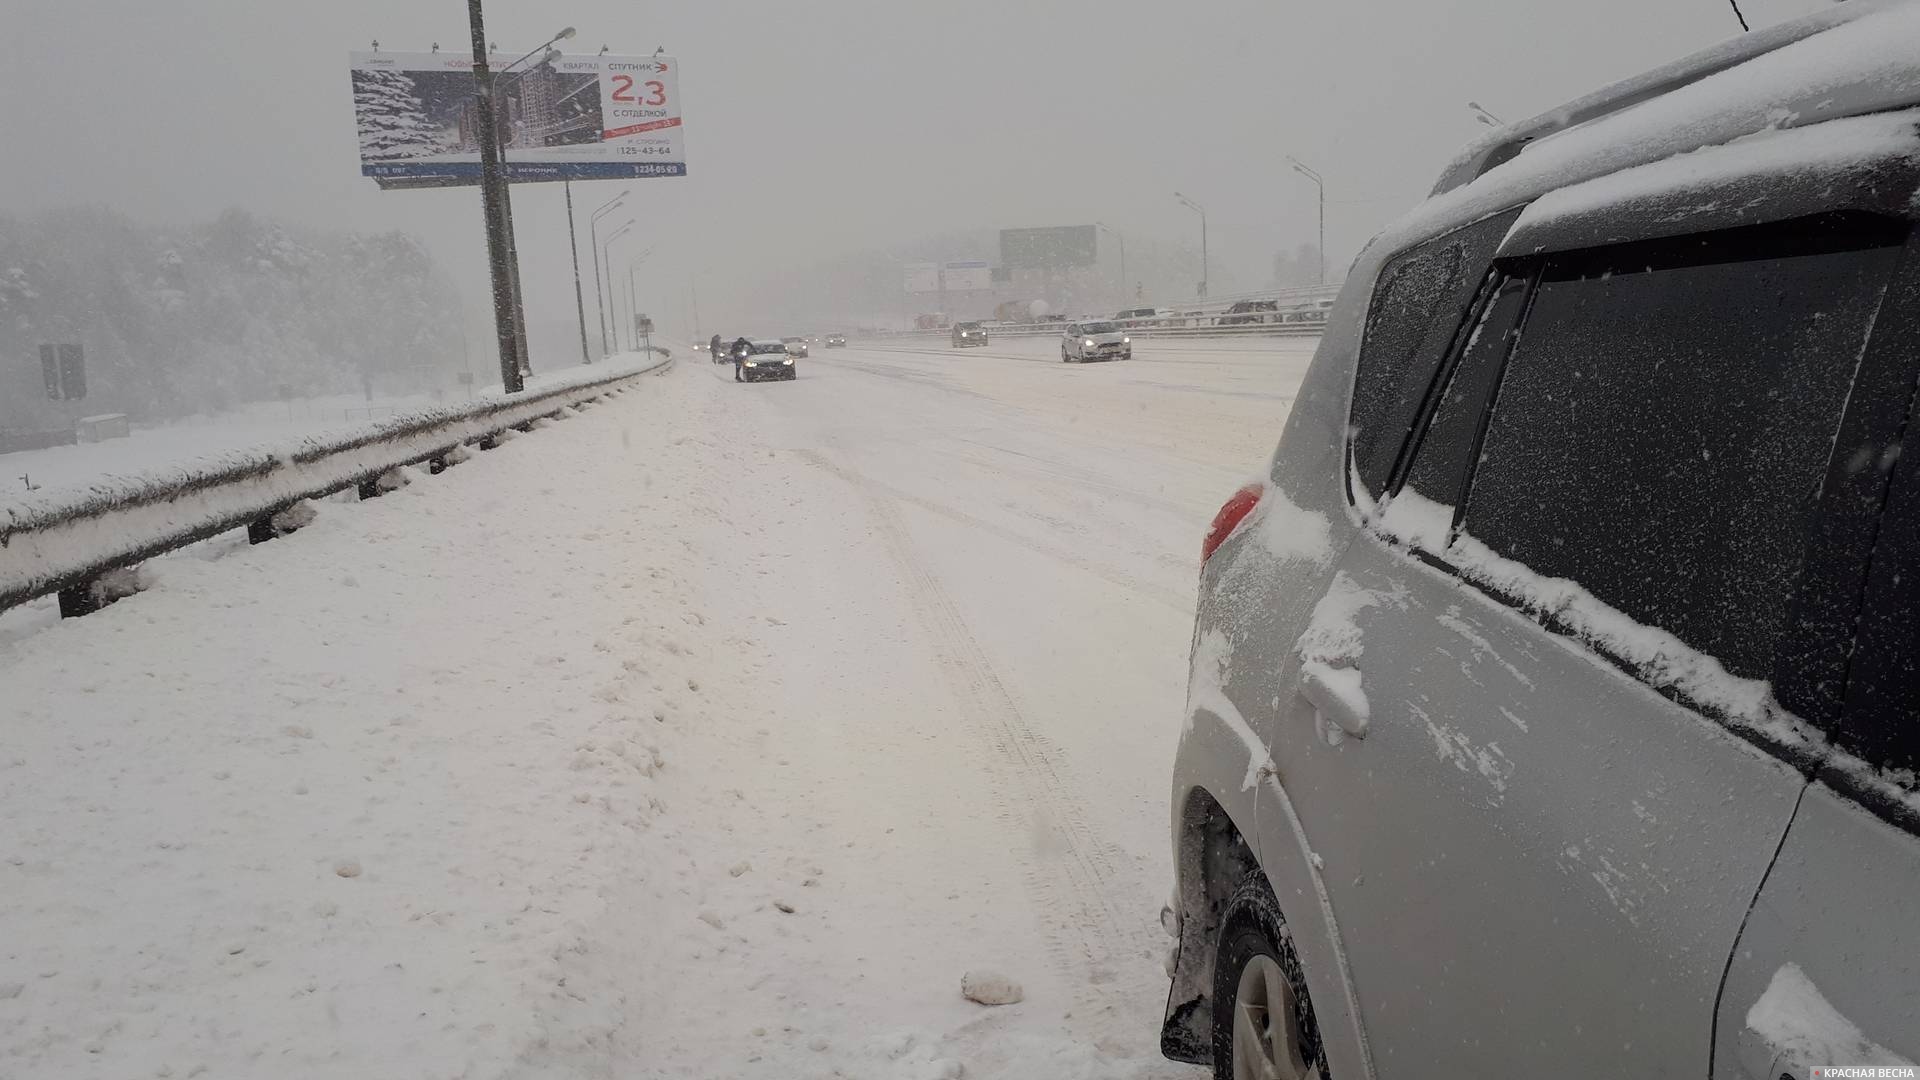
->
[1161,5,1920,1078]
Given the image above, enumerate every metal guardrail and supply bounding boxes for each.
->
[0,354,672,618]
[862,320,1327,345]
[869,283,1342,341]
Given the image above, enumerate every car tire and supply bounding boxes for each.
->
[1211,874,1326,1080]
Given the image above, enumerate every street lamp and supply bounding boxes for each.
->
[627,246,658,350]
[588,194,628,356]
[1173,192,1208,298]
[484,36,572,381]
[1094,222,1128,304]
[1467,101,1505,127]
[564,182,590,365]
[502,28,576,76]
[484,29,574,375]
[601,221,635,352]
[1286,157,1326,285]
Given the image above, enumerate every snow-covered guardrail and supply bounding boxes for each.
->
[860,319,1328,344]
[862,283,1342,343]
[0,354,671,619]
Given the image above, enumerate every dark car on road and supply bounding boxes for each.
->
[951,321,988,348]
[1218,299,1278,325]
[738,339,796,382]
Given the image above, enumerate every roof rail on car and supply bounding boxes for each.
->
[1429,0,1891,198]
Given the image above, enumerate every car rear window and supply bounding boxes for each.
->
[1460,213,1907,681]
[1350,208,1520,499]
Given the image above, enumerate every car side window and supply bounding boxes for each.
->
[1838,259,1920,785]
[1397,274,1532,516]
[1457,212,1908,683]
[1349,207,1522,499]
[1844,448,1920,785]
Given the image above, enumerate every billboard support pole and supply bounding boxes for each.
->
[502,189,531,376]
[565,181,591,365]
[466,0,525,393]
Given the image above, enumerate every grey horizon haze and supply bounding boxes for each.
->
[1,0,1831,359]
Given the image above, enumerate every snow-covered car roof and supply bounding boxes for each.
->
[1381,0,1920,263]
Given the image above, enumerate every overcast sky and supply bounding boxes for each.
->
[2,0,1834,356]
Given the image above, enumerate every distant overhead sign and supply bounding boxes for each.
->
[943,261,993,291]
[999,225,1097,270]
[903,263,941,294]
[349,51,686,188]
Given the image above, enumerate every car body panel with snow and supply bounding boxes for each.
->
[1161,4,1920,1077]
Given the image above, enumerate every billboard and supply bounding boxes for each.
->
[999,225,1097,270]
[349,51,685,187]
[904,263,941,294]
[943,261,993,291]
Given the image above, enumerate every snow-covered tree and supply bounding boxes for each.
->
[353,70,434,160]
[0,207,462,428]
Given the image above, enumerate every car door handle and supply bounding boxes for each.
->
[1300,660,1368,739]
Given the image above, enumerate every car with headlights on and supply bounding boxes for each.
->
[951,321,989,348]
[1061,320,1130,362]
[780,336,810,359]
[825,333,847,348]
[738,339,796,382]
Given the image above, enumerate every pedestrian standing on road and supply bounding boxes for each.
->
[732,336,751,382]
[710,333,723,363]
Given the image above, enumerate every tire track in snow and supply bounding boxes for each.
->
[794,451,1191,615]
[794,447,1162,1010]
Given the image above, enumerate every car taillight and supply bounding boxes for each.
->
[1202,483,1264,564]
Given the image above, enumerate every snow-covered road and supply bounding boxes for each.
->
[0,336,1315,1079]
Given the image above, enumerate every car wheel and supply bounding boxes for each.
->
[1211,875,1325,1080]
[1061,347,1069,362]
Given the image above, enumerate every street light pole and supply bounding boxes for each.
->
[626,246,657,349]
[1095,222,1127,304]
[1287,158,1327,284]
[465,0,524,392]
[1467,101,1506,127]
[1174,192,1208,298]
[588,194,627,356]
[564,181,590,366]
[489,34,573,380]
[601,222,634,352]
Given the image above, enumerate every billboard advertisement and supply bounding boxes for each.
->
[904,263,941,294]
[943,261,993,291]
[999,225,1097,270]
[349,51,685,187]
